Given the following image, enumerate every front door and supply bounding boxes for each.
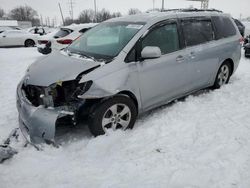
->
[137,21,190,111]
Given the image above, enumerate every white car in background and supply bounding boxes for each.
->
[0,26,22,33]
[37,23,98,54]
[0,30,38,47]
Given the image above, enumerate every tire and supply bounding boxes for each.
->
[245,51,250,58]
[24,39,35,47]
[88,95,137,136]
[213,61,232,89]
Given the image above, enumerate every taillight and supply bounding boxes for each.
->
[38,40,49,44]
[239,37,244,44]
[56,39,73,45]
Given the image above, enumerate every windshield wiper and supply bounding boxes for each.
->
[66,50,97,62]
[65,49,113,63]
[79,53,96,62]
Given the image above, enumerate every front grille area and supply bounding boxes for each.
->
[22,81,79,107]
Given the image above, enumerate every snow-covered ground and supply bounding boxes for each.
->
[0,47,250,188]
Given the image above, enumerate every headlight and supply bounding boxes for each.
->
[75,81,93,97]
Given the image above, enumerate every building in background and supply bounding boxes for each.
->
[17,21,32,29]
[0,20,32,29]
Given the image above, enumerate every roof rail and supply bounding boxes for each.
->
[161,8,223,13]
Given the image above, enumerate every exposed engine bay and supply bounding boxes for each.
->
[23,80,92,108]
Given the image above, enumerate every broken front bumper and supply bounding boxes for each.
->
[16,82,72,144]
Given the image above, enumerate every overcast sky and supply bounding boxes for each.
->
[0,0,249,25]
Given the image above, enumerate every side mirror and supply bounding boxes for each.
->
[141,46,161,60]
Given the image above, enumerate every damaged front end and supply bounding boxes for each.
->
[16,77,93,145]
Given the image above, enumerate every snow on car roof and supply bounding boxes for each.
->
[61,23,98,30]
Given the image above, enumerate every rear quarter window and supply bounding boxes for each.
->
[212,16,237,39]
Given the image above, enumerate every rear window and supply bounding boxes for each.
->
[234,19,243,27]
[181,19,214,47]
[212,16,236,39]
[79,28,90,34]
[54,28,72,38]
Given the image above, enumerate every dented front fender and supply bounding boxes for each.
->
[78,59,142,111]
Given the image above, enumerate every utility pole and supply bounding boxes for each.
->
[94,0,97,22]
[40,14,43,26]
[68,0,75,20]
[161,0,165,11]
[58,3,65,26]
[153,0,155,10]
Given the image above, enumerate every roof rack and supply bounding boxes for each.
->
[161,8,223,13]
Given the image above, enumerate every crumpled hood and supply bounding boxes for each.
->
[26,51,100,87]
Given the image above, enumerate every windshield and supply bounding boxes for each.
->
[67,21,145,61]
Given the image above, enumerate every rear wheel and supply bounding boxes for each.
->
[213,62,232,89]
[24,39,35,47]
[88,95,137,136]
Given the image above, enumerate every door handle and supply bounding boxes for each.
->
[176,55,185,63]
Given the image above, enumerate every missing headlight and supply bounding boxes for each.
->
[73,81,93,97]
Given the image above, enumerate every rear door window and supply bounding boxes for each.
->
[181,18,214,47]
[212,16,236,39]
[142,23,180,55]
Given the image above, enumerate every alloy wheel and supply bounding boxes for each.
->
[102,103,131,132]
[217,64,230,86]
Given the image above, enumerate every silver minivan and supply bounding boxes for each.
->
[17,10,241,144]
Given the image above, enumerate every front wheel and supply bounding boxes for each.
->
[88,95,137,136]
[213,62,232,89]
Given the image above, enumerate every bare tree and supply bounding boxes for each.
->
[96,9,112,22]
[112,12,122,18]
[9,6,40,25]
[0,7,4,18]
[78,9,95,23]
[64,9,122,25]
[128,8,141,15]
[64,17,74,26]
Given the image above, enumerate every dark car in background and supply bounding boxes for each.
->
[244,35,250,57]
